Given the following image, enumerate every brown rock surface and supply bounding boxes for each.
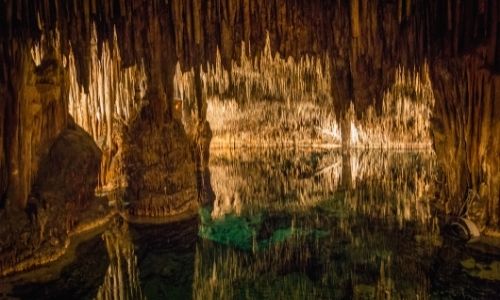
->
[0,118,104,276]
[431,55,500,230]
[121,108,197,218]
[1,45,68,210]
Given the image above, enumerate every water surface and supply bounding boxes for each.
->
[4,149,500,299]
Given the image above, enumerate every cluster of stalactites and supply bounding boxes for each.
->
[216,34,332,104]
[174,34,334,143]
[67,25,147,150]
[348,63,435,148]
[174,36,333,101]
[185,50,435,148]
[2,0,497,90]
[27,18,149,154]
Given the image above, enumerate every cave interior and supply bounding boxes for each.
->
[0,0,499,298]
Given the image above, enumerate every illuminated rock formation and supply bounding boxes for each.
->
[0,37,105,276]
[0,0,498,248]
[1,39,69,211]
[122,110,197,218]
[0,117,103,276]
[431,56,500,231]
[177,44,434,148]
[66,28,147,191]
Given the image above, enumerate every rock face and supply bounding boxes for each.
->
[1,45,68,210]
[0,118,102,276]
[33,118,102,230]
[431,56,500,230]
[121,108,197,218]
[0,33,104,275]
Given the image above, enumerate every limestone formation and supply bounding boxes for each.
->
[0,0,498,259]
[122,108,197,218]
[0,117,103,276]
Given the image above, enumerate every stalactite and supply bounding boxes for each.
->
[174,35,433,149]
[351,0,361,38]
[67,26,147,190]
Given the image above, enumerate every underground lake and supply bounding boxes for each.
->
[2,149,500,299]
[1,1,500,299]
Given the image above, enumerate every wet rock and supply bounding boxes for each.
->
[467,236,500,258]
[0,117,103,276]
[193,120,213,171]
[123,107,197,218]
[461,259,500,281]
[461,258,476,269]
[49,237,60,247]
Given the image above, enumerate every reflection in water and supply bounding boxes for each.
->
[6,149,500,299]
[208,149,436,229]
[131,218,198,300]
[96,220,144,300]
[196,149,439,299]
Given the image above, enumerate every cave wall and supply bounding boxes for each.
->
[427,1,499,230]
[0,37,107,275]
[431,56,500,230]
[0,39,69,210]
[0,0,499,228]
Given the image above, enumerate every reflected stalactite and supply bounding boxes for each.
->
[195,185,439,299]
[96,220,144,300]
[193,235,323,299]
[341,152,353,190]
[209,149,437,229]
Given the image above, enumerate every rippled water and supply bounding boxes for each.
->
[4,149,500,299]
